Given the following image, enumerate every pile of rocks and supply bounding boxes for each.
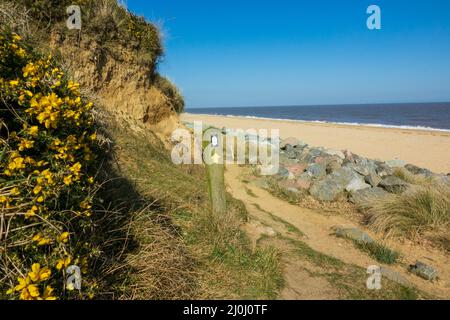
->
[272,137,448,203]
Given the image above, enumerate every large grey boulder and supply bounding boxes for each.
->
[345,177,371,193]
[345,159,377,176]
[309,167,358,201]
[310,179,345,201]
[332,226,374,244]
[365,173,382,187]
[325,149,345,160]
[385,159,407,168]
[306,163,326,179]
[409,261,438,281]
[379,176,409,193]
[349,187,388,206]
[404,164,432,176]
[280,137,301,149]
[376,163,395,177]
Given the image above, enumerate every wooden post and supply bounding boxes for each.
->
[204,130,226,217]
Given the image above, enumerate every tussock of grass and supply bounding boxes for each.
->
[362,185,450,239]
[354,241,399,265]
[393,167,433,186]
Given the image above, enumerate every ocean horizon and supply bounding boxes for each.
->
[186,102,450,131]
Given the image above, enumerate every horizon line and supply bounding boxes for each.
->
[186,101,450,110]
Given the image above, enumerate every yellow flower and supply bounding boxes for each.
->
[9,80,19,87]
[33,185,42,195]
[36,196,44,203]
[56,256,72,271]
[28,126,39,137]
[87,176,94,184]
[14,276,31,291]
[18,139,34,151]
[32,234,52,246]
[25,205,38,218]
[28,284,40,297]
[70,162,82,174]
[57,232,70,243]
[12,34,21,41]
[16,47,26,58]
[63,175,73,186]
[28,263,51,282]
[23,63,36,77]
[10,187,20,196]
[41,286,57,300]
[0,196,8,203]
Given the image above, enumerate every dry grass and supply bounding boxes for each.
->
[362,184,450,239]
[99,110,284,300]
[393,167,434,185]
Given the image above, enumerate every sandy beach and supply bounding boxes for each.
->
[181,113,450,174]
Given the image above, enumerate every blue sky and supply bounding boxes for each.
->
[126,0,450,108]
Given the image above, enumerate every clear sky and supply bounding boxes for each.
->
[126,0,450,108]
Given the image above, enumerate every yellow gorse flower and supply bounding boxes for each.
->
[28,263,51,282]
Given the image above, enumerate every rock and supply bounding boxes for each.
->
[349,187,388,206]
[379,176,409,193]
[365,173,382,187]
[325,149,345,160]
[330,167,359,186]
[306,163,326,179]
[326,160,342,174]
[376,163,394,177]
[380,267,413,288]
[345,177,371,192]
[284,148,298,159]
[332,226,374,244]
[385,159,406,168]
[277,167,290,178]
[343,150,356,163]
[310,179,344,201]
[296,173,313,190]
[345,159,377,176]
[278,180,299,190]
[409,261,438,281]
[309,167,357,201]
[405,164,433,176]
[281,137,300,149]
[285,163,307,177]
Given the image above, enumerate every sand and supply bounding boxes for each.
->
[181,113,450,174]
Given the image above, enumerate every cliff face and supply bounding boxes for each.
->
[1,0,182,138]
[50,34,180,135]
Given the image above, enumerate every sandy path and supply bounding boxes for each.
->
[225,164,450,299]
[182,113,450,174]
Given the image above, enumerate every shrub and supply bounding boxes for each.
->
[154,75,185,113]
[0,31,101,300]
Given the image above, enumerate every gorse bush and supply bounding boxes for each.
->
[0,31,101,299]
[13,0,163,65]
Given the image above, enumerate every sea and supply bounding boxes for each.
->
[187,102,450,132]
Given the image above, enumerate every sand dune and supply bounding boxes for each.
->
[181,113,450,174]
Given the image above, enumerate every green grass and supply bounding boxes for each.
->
[354,241,400,265]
